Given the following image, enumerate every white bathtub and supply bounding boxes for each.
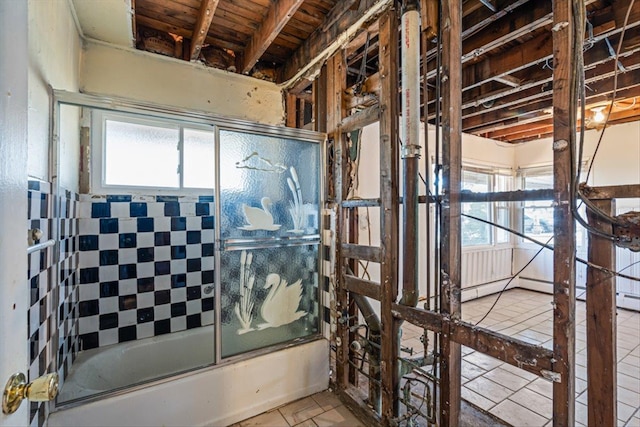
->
[58,327,215,402]
[50,339,329,427]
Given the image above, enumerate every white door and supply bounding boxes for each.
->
[1,1,30,426]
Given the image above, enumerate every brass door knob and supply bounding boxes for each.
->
[2,372,59,415]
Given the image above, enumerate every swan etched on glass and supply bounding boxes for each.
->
[257,273,307,330]
[238,197,281,231]
[234,250,256,335]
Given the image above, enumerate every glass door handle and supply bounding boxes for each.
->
[2,372,58,414]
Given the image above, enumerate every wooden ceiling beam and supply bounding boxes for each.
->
[424,0,602,80]
[493,74,520,88]
[424,0,551,74]
[453,2,640,93]
[497,104,640,142]
[478,0,496,13]
[240,0,305,73]
[281,0,392,85]
[462,69,640,132]
[189,0,220,61]
[415,30,639,119]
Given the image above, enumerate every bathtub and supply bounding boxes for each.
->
[50,339,329,427]
[58,326,215,402]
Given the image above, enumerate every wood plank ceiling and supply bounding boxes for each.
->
[134,0,640,143]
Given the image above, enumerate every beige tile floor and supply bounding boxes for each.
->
[459,289,640,427]
[231,391,365,427]
[235,289,639,427]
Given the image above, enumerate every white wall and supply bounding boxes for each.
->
[514,122,640,309]
[514,122,640,185]
[80,41,285,126]
[28,0,82,191]
[357,122,516,303]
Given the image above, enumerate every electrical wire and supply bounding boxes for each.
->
[462,212,640,283]
[573,0,637,240]
[474,235,553,326]
[583,0,635,183]
[576,260,640,299]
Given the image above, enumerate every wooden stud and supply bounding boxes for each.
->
[551,0,577,425]
[391,303,556,377]
[314,66,327,133]
[378,6,399,423]
[340,105,381,134]
[189,0,220,61]
[440,0,463,425]
[580,184,640,200]
[586,199,617,426]
[345,275,382,300]
[342,243,382,263]
[286,92,297,128]
[240,0,305,74]
[327,49,349,390]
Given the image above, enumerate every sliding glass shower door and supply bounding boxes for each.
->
[217,129,321,358]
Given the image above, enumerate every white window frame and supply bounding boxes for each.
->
[91,110,215,195]
[461,165,513,249]
[517,164,589,249]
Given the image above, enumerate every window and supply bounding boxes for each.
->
[461,167,512,246]
[520,167,588,246]
[521,169,554,242]
[95,112,215,191]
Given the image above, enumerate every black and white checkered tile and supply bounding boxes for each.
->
[27,180,80,427]
[76,195,215,350]
[57,189,80,392]
[321,208,334,340]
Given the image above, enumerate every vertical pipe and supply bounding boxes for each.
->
[400,0,421,308]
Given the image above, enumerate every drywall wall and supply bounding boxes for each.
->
[28,0,82,191]
[71,0,134,47]
[80,41,285,126]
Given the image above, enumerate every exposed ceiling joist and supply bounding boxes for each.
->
[190,0,220,61]
[240,0,306,74]
[493,74,520,88]
[462,69,640,132]
[281,0,390,85]
[479,0,497,12]
[126,0,640,142]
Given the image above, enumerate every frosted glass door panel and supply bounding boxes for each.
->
[220,244,319,358]
[219,130,320,241]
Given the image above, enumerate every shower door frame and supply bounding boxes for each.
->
[213,124,325,363]
[51,90,326,409]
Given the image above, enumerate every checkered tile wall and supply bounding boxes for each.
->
[27,179,79,427]
[321,208,335,340]
[76,195,215,350]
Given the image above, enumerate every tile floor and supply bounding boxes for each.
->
[231,391,364,427]
[235,289,639,427]
[457,289,640,427]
